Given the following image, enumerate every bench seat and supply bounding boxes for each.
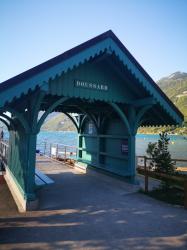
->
[35,169,54,186]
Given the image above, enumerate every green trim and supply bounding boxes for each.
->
[134,105,152,134]
[0,39,111,108]
[31,91,46,132]
[79,115,88,133]
[80,134,97,138]
[109,39,183,124]
[77,107,98,132]
[0,37,182,124]
[2,107,30,133]
[99,151,128,160]
[131,97,156,107]
[109,102,131,135]
[63,112,79,131]
[80,134,128,139]
[78,147,97,154]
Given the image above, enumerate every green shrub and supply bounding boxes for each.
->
[146,132,176,174]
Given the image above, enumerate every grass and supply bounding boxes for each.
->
[140,186,184,206]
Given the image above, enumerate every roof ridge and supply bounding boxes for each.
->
[0,30,114,88]
[0,30,183,120]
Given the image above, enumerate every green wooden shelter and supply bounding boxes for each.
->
[0,31,183,211]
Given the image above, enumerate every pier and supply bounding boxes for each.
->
[1,153,187,249]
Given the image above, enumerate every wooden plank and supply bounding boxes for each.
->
[35,175,45,186]
[137,156,187,162]
[35,169,54,184]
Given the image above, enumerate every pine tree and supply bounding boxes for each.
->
[146,132,175,174]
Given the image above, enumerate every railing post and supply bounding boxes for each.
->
[144,156,148,192]
[50,143,52,158]
[44,141,47,155]
[56,144,58,159]
[64,146,67,160]
[184,180,187,209]
[76,148,78,159]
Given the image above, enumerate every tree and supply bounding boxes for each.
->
[146,132,176,174]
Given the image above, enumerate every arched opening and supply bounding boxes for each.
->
[36,112,78,160]
[0,117,10,140]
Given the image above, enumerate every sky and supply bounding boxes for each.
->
[1,0,187,83]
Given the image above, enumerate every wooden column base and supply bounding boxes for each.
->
[4,167,38,212]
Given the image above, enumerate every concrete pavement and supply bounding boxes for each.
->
[0,156,187,250]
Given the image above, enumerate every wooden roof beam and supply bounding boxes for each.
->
[130,97,156,107]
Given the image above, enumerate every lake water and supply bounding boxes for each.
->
[4,130,187,162]
[36,131,187,159]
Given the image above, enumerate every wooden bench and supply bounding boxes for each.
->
[35,169,54,186]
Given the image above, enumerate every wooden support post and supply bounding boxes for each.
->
[144,156,148,192]
[184,181,187,209]
[128,135,136,176]
[97,135,100,167]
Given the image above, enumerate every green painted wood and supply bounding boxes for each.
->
[109,102,131,135]
[108,39,183,124]
[8,128,37,200]
[48,61,133,104]
[0,39,112,107]
[31,91,46,132]
[78,117,132,176]
[2,107,30,133]
[131,97,156,107]
[63,112,79,131]
[0,35,183,126]
[128,135,136,176]
[133,105,153,134]
[1,33,184,204]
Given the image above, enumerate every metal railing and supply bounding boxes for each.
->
[136,155,187,208]
[0,140,78,170]
[137,155,187,170]
[36,141,78,160]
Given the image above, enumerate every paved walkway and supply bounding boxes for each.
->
[0,156,187,250]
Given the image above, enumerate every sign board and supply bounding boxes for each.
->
[121,139,128,155]
[74,79,108,91]
[88,122,94,134]
[51,147,56,156]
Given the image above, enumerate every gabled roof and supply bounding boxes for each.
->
[0,30,184,124]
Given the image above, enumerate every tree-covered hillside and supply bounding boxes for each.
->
[158,71,187,122]
[139,71,187,134]
[41,113,76,131]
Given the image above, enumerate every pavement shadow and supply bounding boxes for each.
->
[0,167,187,249]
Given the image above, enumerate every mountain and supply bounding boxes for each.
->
[41,112,76,131]
[139,71,187,134]
[157,71,187,123]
